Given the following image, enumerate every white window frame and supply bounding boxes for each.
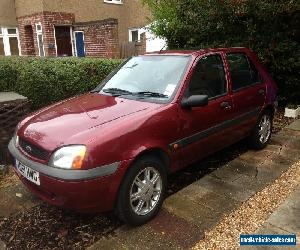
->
[0,27,21,56]
[36,22,45,57]
[104,0,122,5]
[128,28,144,42]
[53,25,75,57]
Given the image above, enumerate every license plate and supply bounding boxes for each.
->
[15,159,40,186]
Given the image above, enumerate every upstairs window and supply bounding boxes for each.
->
[104,0,122,4]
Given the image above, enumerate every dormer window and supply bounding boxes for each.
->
[104,0,122,4]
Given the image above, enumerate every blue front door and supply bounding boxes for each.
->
[75,32,85,57]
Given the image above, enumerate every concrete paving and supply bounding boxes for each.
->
[90,127,300,250]
[264,186,300,235]
[288,119,300,131]
[0,92,27,103]
[0,121,299,249]
[241,186,300,250]
[0,240,6,250]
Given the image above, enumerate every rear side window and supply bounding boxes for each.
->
[187,54,227,99]
[226,53,261,91]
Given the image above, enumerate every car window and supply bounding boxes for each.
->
[100,55,191,100]
[186,54,227,99]
[227,53,261,91]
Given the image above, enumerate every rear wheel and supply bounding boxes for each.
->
[116,155,167,226]
[249,110,273,149]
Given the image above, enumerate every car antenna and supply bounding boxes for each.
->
[159,44,167,54]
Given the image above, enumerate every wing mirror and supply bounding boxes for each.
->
[181,95,208,108]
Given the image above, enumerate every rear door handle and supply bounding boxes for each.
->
[259,89,265,96]
[220,101,232,110]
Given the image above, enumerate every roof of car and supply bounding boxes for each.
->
[146,47,250,56]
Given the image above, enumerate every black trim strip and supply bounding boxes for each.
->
[8,140,120,181]
[170,107,260,149]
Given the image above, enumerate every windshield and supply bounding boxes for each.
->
[99,55,191,100]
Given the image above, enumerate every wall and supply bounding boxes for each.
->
[14,0,151,57]
[74,19,119,58]
[0,0,17,26]
[15,0,43,17]
[40,0,151,43]
[18,12,75,56]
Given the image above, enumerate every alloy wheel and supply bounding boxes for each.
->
[130,167,162,216]
[258,114,271,144]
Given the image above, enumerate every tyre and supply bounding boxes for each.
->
[115,155,167,226]
[249,110,273,149]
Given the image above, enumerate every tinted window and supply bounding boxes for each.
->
[186,55,227,98]
[227,53,261,91]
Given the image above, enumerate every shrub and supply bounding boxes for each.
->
[144,0,300,104]
[0,57,122,109]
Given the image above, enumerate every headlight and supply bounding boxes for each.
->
[49,145,87,169]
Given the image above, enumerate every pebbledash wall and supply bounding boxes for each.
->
[17,11,119,58]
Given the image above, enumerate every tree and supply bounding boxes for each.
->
[144,0,300,104]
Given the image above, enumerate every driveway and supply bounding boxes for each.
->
[0,124,299,250]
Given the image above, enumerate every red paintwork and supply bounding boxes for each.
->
[14,47,277,212]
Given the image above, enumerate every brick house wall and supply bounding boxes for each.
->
[18,11,75,57]
[74,19,119,58]
[17,11,119,58]
[42,12,75,57]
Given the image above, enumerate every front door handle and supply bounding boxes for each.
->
[220,101,232,110]
[259,89,265,96]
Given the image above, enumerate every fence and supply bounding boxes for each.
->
[119,34,146,59]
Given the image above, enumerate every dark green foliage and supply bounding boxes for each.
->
[144,0,300,104]
[0,57,122,109]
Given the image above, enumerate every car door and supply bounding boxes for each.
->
[174,53,236,168]
[225,52,266,139]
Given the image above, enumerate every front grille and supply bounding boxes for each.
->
[19,138,49,161]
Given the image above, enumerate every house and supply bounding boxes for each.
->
[0,0,165,58]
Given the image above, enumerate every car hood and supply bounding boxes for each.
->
[18,93,161,151]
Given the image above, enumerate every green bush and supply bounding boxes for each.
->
[144,0,300,104]
[0,57,122,109]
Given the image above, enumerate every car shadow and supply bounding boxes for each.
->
[166,138,249,196]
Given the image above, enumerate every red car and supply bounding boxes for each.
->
[9,48,277,225]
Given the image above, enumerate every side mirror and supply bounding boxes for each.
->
[181,95,208,108]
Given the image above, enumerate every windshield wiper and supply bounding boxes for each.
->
[133,91,168,98]
[102,88,168,99]
[102,88,133,96]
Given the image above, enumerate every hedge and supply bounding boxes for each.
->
[0,57,122,109]
[144,0,300,105]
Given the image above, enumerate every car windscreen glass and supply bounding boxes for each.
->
[99,55,191,100]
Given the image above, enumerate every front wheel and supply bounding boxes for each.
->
[115,156,167,226]
[249,110,273,149]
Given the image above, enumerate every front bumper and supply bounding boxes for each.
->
[8,139,130,212]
